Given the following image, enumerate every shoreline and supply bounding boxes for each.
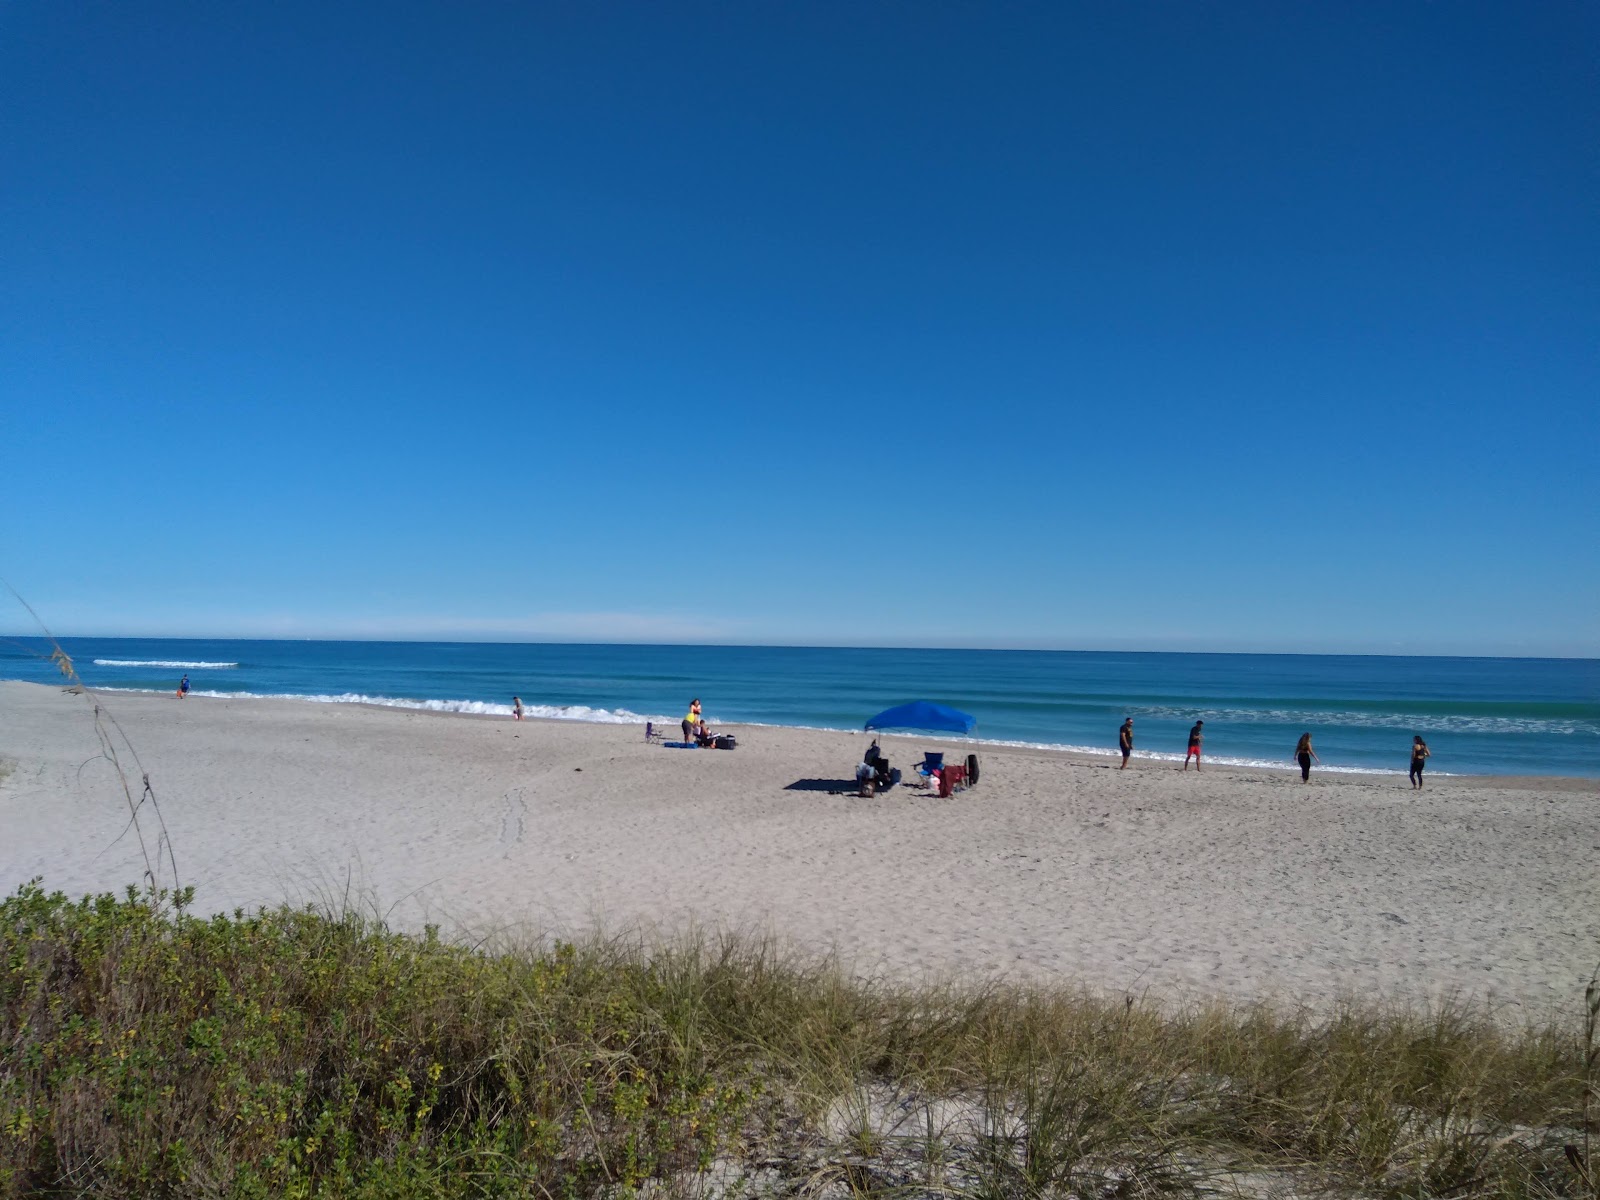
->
[4,679,1597,1015]
[63,682,1599,787]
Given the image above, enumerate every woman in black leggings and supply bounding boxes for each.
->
[1409,736,1430,789]
[1293,732,1319,782]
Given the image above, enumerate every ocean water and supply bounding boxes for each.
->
[2,638,1596,779]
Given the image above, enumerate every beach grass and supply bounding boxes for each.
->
[1,882,1591,1199]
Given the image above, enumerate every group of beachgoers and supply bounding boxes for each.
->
[680,698,723,747]
[203,678,1427,790]
[514,694,725,747]
[1117,717,1433,786]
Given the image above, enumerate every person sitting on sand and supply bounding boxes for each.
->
[512,696,524,720]
[855,758,877,796]
[854,751,898,794]
[696,719,717,747]
[1409,736,1430,789]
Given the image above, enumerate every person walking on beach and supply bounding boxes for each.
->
[1118,718,1134,768]
[1294,732,1320,782]
[682,698,702,744]
[512,696,524,721]
[1183,720,1203,770]
[1409,736,1431,789]
[176,674,190,699]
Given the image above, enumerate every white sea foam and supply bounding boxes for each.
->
[98,686,654,724]
[301,693,655,724]
[93,659,239,669]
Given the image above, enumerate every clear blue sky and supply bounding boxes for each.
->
[3,2,1595,655]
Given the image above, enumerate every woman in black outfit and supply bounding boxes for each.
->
[1409,736,1430,789]
[1293,732,1319,782]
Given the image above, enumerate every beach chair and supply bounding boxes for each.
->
[645,721,667,743]
[916,751,944,786]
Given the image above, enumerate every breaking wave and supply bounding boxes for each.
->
[98,687,653,724]
[94,659,239,669]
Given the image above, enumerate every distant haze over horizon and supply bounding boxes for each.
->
[5,630,1595,661]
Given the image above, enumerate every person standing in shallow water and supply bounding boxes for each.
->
[1118,718,1134,768]
[1183,720,1203,770]
[1409,736,1430,789]
[1294,732,1320,782]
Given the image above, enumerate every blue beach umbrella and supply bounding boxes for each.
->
[864,700,976,735]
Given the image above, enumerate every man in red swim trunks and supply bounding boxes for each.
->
[1183,719,1203,770]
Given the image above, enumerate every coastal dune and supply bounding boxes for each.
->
[1,679,1595,1016]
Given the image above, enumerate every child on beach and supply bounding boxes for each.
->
[512,696,523,720]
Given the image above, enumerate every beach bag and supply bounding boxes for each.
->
[715,734,738,750]
[966,753,979,785]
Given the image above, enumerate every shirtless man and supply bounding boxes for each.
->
[1183,720,1203,770]
[1118,718,1134,768]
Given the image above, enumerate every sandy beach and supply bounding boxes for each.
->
[2,679,1595,1016]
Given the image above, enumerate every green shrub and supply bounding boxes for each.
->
[0,881,1587,1198]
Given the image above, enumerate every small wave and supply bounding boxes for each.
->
[99,686,652,723]
[94,659,239,669]
[306,694,654,724]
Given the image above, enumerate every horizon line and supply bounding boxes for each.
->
[3,631,1596,662]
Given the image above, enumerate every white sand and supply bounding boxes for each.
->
[2,680,1595,1016]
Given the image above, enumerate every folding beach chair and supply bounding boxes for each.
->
[916,751,944,785]
[645,721,668,743]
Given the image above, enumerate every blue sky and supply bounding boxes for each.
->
[3,2,1595,655]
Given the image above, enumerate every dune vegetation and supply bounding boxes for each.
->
[1,880,1594,1199]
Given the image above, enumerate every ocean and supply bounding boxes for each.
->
[2,638,1596,779]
